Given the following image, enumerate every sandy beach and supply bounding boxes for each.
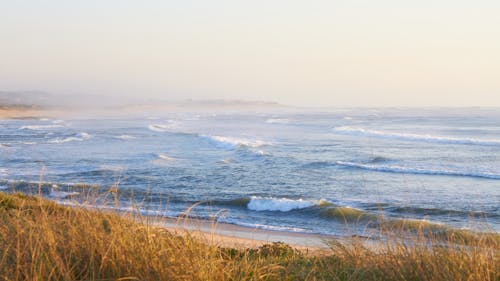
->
[0,107,44,119]
[151,216,336,254]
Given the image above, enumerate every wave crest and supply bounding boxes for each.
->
[247,196,328,212]
[158,153,176,161]
[49,190,80,199]
[388,206,492,217]
[148,121,178,132]
[114,135,136,140]
[49,132,92,144]
[336,161,500,180]
[320,207,377,222]
[332,126,500,146]
[265,118,289,124]
[203,136,271,150]
[20,124,64,130]
[148,124,171,132]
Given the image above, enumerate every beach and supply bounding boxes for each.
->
[0,106,43,119]
[154,216,335,252]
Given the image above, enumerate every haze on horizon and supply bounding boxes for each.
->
[1,1,499,107]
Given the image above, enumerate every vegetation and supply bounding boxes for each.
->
[0,192,498,281]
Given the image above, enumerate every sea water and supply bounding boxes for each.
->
[0,107,498,236]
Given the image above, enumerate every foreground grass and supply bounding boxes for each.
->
[0,192,498,281]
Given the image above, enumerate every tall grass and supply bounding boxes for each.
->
[0,192,498,280]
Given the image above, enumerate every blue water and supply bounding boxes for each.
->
[0,108,499,236]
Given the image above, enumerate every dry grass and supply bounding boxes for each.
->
[0,192,498,281]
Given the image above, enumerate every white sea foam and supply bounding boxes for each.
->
[148,123,175,132]
[115,135,136,140]
[52,119,65,124]
[0,168,8,177]
[0,186,7,190]
[230,221,310,233]
[148,120,179,132]
[158,153,176,161]
[49,132,92,144]
[204,135,271,149]
[152,153,177,166]
[20,124,64,130]
[220,158,234,164]
[332,126,500,146]
[247,196,324,212]
[255,150,270,156]
[265,118,289,124]
[336,161,500,180]
[49,190,80,199]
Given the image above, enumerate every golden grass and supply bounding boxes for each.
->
[0,192,498,281]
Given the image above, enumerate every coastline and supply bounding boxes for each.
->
[0,106,45,119]
[151,216,336,252]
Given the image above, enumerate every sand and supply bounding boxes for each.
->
[149,216,338,255]
[0,107,45,119]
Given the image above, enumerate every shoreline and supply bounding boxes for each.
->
[0,106,44,119]
[52,200,340,252]
[150,216,337,252]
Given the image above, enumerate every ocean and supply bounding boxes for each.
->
[0,107,498,237]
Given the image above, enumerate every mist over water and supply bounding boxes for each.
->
[0,106,499,236]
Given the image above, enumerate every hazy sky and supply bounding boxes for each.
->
[1,1,499,107]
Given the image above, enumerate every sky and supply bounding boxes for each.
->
[1,0,499,107]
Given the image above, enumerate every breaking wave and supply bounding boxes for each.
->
[49,132,92,144]
[246,196,329,212]
[158,153,176,161]
[336,161,500,180]
[49,190,80,199]
[114,135,136,140]
[265,118,290,124]
[203,135,271,150]
[148,121,178,132]
[20,124,64,130]
[332,126,500,146]
[148,124,171,132]
[222,197,378,222]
